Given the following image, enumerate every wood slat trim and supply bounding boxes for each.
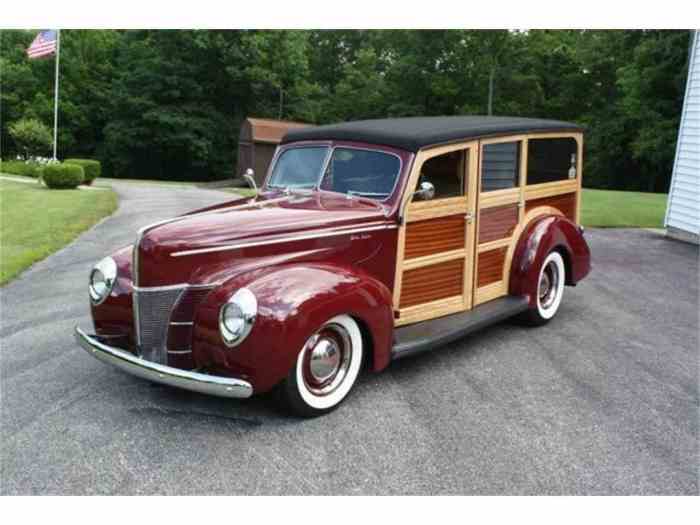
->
[396,295,465,326]
[403,248,465,271]
[478,203,519,244]
[475,282,508,305]
[477,238,511,253]
[404,215,466,259]
[477,247,507,288]
[525,192,576,222]
[400,258,464,309]
[523,178,578,200]
[406,197,468,222]
[478,187,521,208]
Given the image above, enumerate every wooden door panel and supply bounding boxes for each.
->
[477,247,508,288]
[404,215,466,259]
[478,203,519,243]
[525,192,576,222]
[400,258,464,308]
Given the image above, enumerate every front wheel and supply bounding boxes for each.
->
[519,251,566,326]
[277,314,363,417]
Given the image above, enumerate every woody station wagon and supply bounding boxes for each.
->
[76,116,591,417]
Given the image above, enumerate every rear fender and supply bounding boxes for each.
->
[509,215,591,307]
[191,263,394,393]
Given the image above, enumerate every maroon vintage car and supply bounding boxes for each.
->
[76,116,591,417]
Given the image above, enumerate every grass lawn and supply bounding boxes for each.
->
[0,179,118,285]
[581,188,667,228]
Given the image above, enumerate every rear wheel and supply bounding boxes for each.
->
[520,251,566,326]
[277,314,363,417]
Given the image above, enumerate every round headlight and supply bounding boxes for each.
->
[89,257,117,305]
[219,288,257,347]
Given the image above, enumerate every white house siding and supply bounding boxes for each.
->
[666,30,700,244]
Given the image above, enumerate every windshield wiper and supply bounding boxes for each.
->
[346,190,390,199]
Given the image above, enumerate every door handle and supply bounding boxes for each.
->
[465,212,474,224]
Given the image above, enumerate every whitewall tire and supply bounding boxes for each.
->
[278,315,363,417]
[521,251,566,326]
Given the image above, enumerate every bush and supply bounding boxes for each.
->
[43,163,85,189]
[64,158,101,184]
[0,159,44,178]
[8,118,52,159]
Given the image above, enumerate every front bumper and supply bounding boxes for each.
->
[75,326,253,399]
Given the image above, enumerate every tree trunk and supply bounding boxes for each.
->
[278,86,284,120]
[487,66,495,116]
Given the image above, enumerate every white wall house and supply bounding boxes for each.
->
[666,30,700,244]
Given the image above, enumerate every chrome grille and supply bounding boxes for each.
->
[134,286,184,364]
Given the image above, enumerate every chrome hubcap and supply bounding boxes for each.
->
[303,323,352,396]
[539,261,559,310]
[309,337,341,382]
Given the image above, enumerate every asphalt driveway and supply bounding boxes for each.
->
[1,182,698,495]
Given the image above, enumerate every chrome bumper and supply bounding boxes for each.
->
[74,326,253,399]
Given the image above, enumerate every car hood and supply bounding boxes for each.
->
[135,191,393,287]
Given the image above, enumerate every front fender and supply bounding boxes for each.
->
[509,215,591,307]
[191,263,394,393]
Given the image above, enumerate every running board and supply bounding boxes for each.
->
[391,295,530,360]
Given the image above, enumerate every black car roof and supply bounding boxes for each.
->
[282,116,583,152]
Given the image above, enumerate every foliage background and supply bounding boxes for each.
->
[0,29,692,191]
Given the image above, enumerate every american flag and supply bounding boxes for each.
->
[26,30,58,59]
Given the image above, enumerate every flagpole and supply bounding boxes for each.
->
[52,29,60,161]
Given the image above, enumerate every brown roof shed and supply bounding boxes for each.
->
[237,118,310,184]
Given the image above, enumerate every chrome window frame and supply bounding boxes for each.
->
[263,143,404,204]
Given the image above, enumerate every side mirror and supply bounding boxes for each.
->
[413,181,435,201]
[243,168,258,193]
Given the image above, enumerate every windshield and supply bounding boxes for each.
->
[319,148,401,201]
[267,147,329,190]
[267,146,402,201]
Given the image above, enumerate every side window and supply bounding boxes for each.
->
[527,138,578,185]
[481,142,520,192]
[415,149,466,200]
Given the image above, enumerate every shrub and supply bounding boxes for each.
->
[0,159,44,178]
[43,163,85,189]
[64,158,101,184]
[8,118,52,159]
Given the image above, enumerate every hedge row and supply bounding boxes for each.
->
[64,158,101,184]
[1,158,102,189]
[0,160,44,178]
[43,163,85,189]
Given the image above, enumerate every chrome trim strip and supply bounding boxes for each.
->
[169,321,194,326]
[75,327,253,399]
[166,349,192,354]
[171,223,398,257]
[133,283,217,292]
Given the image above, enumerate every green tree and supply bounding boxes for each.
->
[617,30,691,192]
[8,118,52,158]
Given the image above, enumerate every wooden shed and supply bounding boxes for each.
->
[237,118,310,184]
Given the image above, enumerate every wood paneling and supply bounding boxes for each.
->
[396,295,465,326]
[525,192,576,221]
[479,203,519,244]
[404,215,465,260]
[406,196,467,222]
[400,258,464,308]
[477,247,507,288]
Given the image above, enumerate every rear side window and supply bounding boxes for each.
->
[481,142,520,192]
[527,138,578,185]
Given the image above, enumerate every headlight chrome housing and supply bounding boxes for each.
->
[89,256,117,305]
[219,288,257,348]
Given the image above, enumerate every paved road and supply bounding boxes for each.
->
[1,182,698,495]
